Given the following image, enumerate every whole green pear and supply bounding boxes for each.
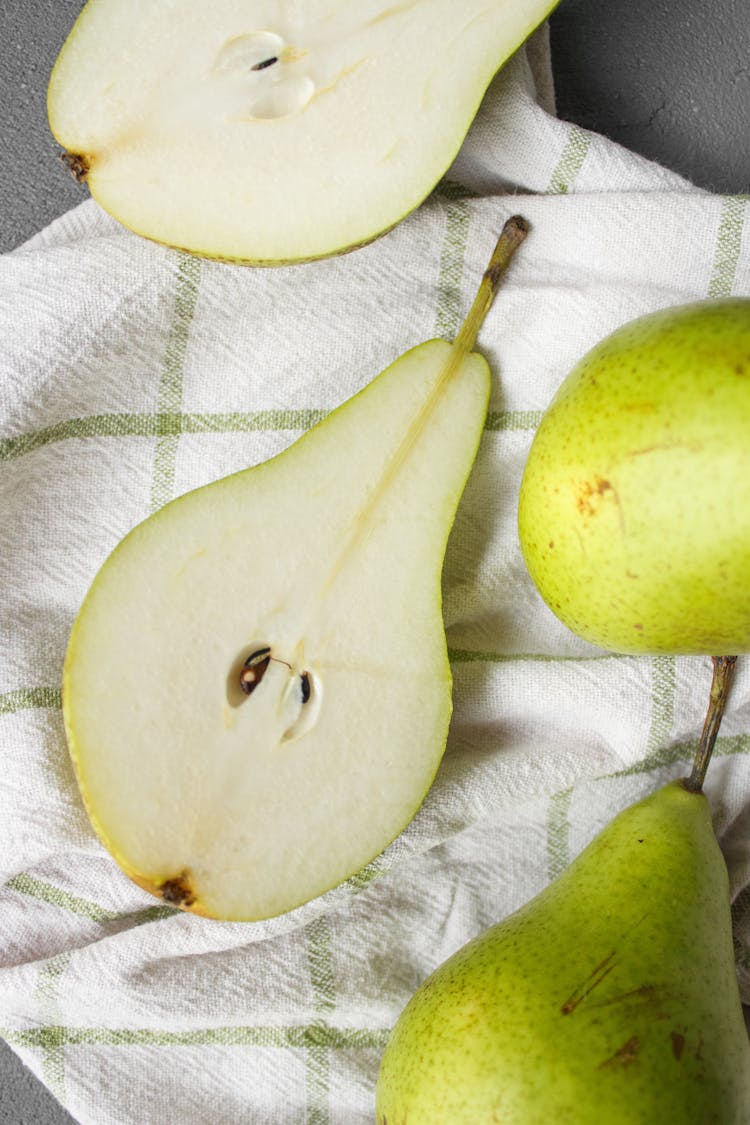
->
[376,776,750,1124]
[518,298,750,653]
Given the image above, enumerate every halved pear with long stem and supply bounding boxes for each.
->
[62,216,529,922]
[47,0,556,263]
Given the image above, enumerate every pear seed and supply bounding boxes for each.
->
[240,647,272,695]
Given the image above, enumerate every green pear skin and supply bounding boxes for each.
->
[518,298,750,654]
[376,781,750,1124]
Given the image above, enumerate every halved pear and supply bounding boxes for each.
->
[47,1,555,262]
[62,218,528,921]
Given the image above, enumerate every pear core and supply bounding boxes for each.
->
[518,298,750,654]
[47,0,557,262]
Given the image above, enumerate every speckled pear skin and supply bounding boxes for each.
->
[518,298,750,654]
[376,781,750,1124]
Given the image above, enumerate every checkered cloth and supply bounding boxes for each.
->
[2,34,749,1124]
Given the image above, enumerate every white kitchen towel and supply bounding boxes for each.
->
[2,39,750,1125]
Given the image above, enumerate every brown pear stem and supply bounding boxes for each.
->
[452,215,529,356]
[684,655,738,792]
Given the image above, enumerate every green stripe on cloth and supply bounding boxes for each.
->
[645,654,676,760]
[434,198,472,341]
[546,789,573,881]
[6,874,176,926]
[7,874,121,921]
[307,918,336,1019]
[2,1025,390,1051]
[547,126,592,194]
[485,410,543,432]
[150,253,202,512]
[432,179,479,204]
[0,409,545,464]
[344,858,384,894]
[0,687,61,714]
[0,410,329,461]
[36,954,71,1103]
[607,732,750,779]
[708,196,749,298]
[305,915,337,1124]
[306,1045,330,1125]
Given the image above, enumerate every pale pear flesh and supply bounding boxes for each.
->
[47,0,557,262]
[376,780,750,1124]
[518,299,750,654]
[63,339,490,921]
[62,216,527,921]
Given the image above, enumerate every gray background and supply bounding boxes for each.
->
[1,0,749,1120]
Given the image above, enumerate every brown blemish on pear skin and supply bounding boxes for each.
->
[630,439,703,457]
[587,983,666,1014]
[671,1031,686,1060]
[598,1035,640,1069]
[561,952,617,1015]
[576,475,626,532]
[576,476,613,517]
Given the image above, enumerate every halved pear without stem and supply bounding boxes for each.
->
[47,0,556,263]
[62,217,528,921]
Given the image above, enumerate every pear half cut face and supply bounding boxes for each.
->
[62,340,490,921]
[48,0,557,262]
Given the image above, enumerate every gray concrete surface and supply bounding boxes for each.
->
[1,0,749,1121]
[550,0,750,193]
[0,0,83,254]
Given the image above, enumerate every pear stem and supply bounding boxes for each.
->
[684,655,738,792]
[452,215,529,356]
